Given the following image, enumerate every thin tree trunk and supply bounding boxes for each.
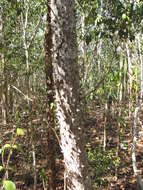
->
[97,0,103,74]
[21,1,42,103]
[119,45,123,102]
[97,39,102,74]
[79,7,90,121]
[9,86,14,114]
[122,56,125,101]
[103,102,107,151]
[126,42,132,116]
[137,34,143,101]
[21,3,30,103]
[115,46,123,177]
[132,103,143,190]
[50,0,92,189]
[0,3,8,126]
[133,47,138,103]
[32,143,37,190]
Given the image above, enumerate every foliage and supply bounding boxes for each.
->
[16,128,25,137]
[77,0,143,41]
[0,128,25,189]
[88,147,120,187]
[1,0,143,189]
[3,180,16,190]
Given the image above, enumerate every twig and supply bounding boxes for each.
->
[10,85,33,102]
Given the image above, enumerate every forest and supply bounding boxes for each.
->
[1,0,143,190]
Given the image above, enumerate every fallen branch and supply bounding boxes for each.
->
[10,85,33,102]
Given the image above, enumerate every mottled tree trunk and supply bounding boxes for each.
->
[50,0,92,189]
[45,1,56,189]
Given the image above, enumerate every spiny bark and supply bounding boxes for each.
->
[50,0,92,189]
[45,1,56,189]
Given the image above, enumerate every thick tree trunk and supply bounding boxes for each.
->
[45,1,56,189]
[50,0,92,189]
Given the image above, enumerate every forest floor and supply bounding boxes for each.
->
[86,104,143,190]
[1,103,143,189]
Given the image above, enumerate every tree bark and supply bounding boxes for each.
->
[50,0,92,189]
[45,1,56,189]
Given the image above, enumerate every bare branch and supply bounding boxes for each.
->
[10,85,33,102]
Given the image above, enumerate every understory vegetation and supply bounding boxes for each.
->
[1,0,143,189]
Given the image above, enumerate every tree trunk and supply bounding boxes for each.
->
[0,3,8,126]
[21,2,30,104]
[119,45,123,102]
[137,34,143,101]
[133,46,138,103]
[45,1,56,189]
[126,42,132,116]
[50,0,92,189]
[132,103,143,190]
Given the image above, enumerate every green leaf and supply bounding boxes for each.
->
[0,166,4,172]
[3,144,11,149]
[3,180,16,190]
[50,102,54,110]
[122,13,127,20]
[12,145,18,149]
[16,128,25,136]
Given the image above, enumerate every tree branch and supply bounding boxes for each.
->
[10,85,33,102]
